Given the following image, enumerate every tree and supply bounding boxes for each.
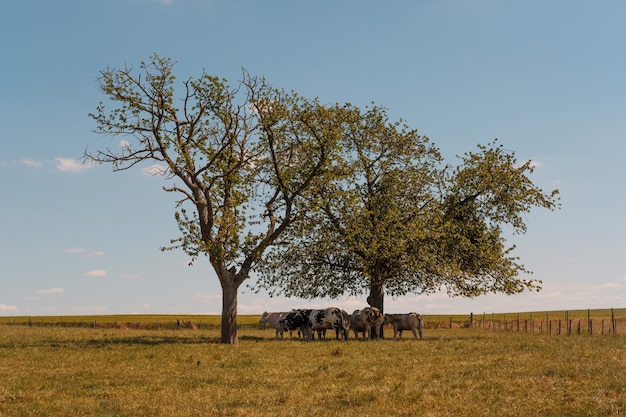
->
[255,104,560,318]
[85,55,343,344]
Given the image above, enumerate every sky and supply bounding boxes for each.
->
[1,1,625,317]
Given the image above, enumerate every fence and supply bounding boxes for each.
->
[2,309,626,335]
[469,308,626,336]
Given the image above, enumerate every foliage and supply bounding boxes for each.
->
[86,55,343,343]
[87,55,559,342]
[254,104,560,308]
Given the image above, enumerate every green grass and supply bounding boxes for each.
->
[1,325,625,416]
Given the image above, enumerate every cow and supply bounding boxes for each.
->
[383,312,424,340]
[259,311,290,339]
[350,306,384,339]
[281,309,311,339]
[306,307,350,340]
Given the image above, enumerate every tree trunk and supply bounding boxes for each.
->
[217,266,240,344]
[367,281,384,339]
[221,282,238,344]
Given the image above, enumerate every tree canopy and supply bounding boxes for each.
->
[87,55,559,344]
[254,104,560,312]
[86,55,345,344]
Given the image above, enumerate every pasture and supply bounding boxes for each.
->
[1,315,625,416]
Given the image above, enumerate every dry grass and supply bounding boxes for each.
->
[1,325,626,416]
[2,309,624,329]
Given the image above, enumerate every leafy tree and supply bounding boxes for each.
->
[255,104,560,316]
[85,55,343,344]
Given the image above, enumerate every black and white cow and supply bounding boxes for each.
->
[350,306,384,339]
[281,309,311,339]
[383,312,424,340]
[306,307,350,340]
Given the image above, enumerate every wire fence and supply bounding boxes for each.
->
[468,308,626,336]
[2,309,625,336]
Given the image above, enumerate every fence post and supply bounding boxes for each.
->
[611,308,616,335]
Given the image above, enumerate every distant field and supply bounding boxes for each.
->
[0,314,227,328]
[1,308,624,329]
[1,325,625,416]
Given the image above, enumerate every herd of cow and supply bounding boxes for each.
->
[260,307,424,341]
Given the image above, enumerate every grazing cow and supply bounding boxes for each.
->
[383,312,424,340]
[281,309,311,339]
[259,311,290,339]
[307,308,350,340]
[350,307,384,339]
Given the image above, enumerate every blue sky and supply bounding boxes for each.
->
[1,1,625,316]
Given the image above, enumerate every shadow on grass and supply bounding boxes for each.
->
[0,334,271,349]
[84,335,218,347]
[83,334,268,346]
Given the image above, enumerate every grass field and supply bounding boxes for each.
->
[2,308,624,329]
[1,319,625,416]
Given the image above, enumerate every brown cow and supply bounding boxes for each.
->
[383,312,424,340]
[350,307,384,339]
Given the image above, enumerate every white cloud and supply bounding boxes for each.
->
[193,293,221,303]
[603,276,626,289]
[119,140,131,150]
[142,163,168,176]
[65,248,104,257]
[65,248,87,254]
[142,304,151,310]
[83,270,108,277]
[55,157,93,173]
[20,158,42,168]
[0,304,18,312]
[36,288,64,298]
[69,306,108,314]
